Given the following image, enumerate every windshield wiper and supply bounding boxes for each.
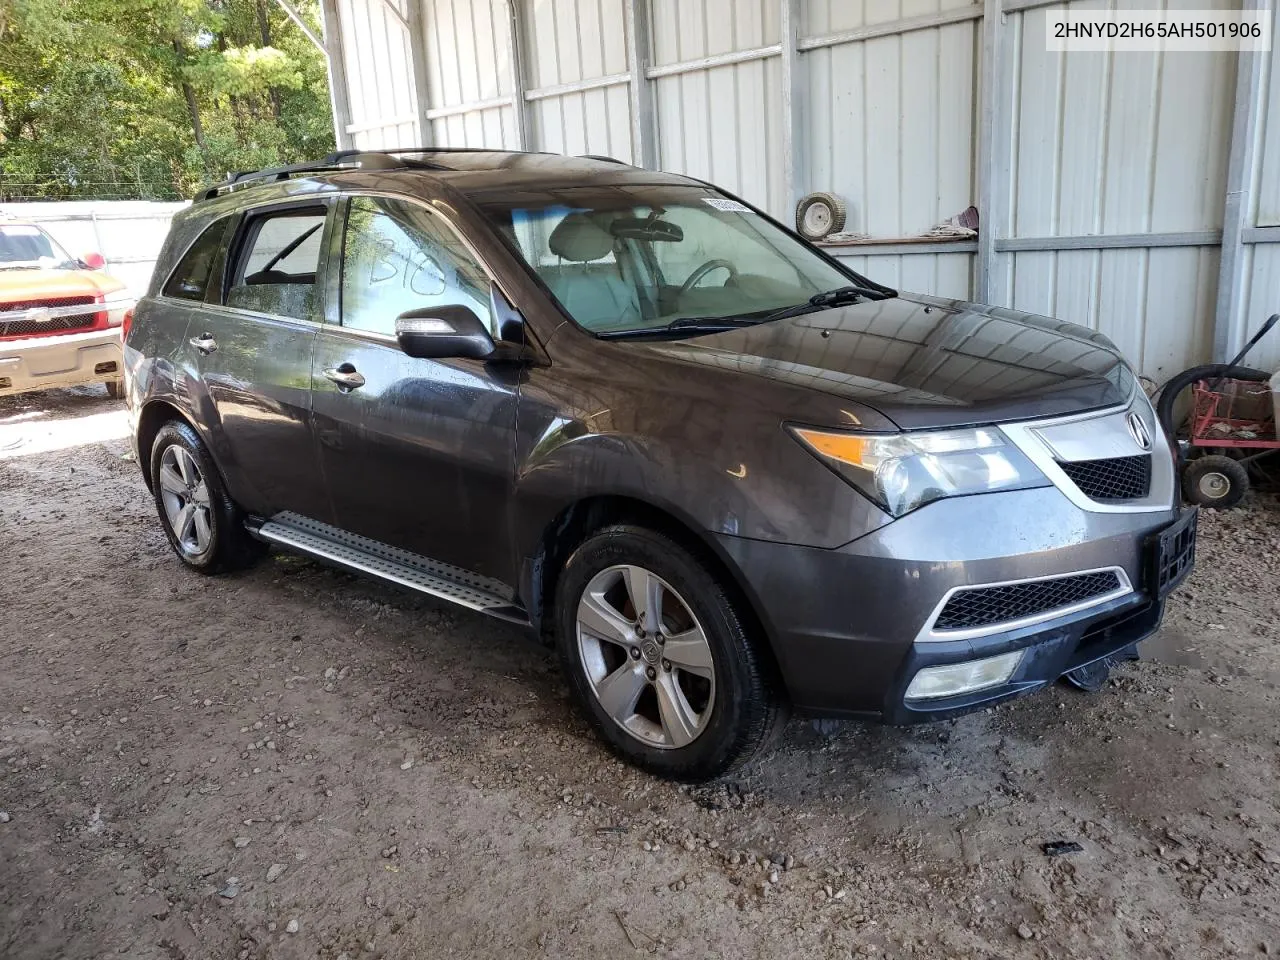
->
[598,315,764,340]
[752,284,891,323]
[596,283,895,340]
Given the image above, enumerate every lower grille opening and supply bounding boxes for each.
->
[94,361,118,374]
[1058,454,1152,501]
[935,571,1124,631]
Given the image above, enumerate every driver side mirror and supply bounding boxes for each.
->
[82,252,106,270]
[395,305,495,360]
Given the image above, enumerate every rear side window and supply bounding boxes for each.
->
[162,218,229,301]
[226,208,326,321]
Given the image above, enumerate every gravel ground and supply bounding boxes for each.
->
[2,386,1279,960]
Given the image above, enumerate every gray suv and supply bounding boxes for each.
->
[124,148,1196,780]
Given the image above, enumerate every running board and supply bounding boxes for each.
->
[254,512,528,624]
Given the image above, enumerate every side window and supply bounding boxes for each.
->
[340,196,494,338]
[225,208,326,321]
[162,218,230,301]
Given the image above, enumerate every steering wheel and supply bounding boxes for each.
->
[678,258,739,299]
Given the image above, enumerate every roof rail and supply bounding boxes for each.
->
[195,152,408,202]
[579,154,628,165]
[325,146,538,160]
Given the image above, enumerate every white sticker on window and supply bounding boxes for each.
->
[701,197,751,213]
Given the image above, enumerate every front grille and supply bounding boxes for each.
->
[1058,454,1152,501]
[935,571,1124,631]
[0,296,99,339]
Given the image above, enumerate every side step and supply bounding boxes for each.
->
[255,512,528,624]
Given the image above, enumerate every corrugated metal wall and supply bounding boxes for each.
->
[991,0,1237,382]
[526,0,633,160]
[323,0,1280,380]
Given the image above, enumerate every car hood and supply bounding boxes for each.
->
[638,293,1134,430]
[0,267,124,305]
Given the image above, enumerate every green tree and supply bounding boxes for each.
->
[0,0,335,200]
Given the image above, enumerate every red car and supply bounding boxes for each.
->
[0,217,133,398]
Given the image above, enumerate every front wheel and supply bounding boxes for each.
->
[554,525,780,781]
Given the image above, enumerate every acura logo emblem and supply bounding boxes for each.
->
[1126,411,1152,451]
[30,308,52,324]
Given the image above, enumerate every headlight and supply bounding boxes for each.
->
[102,289,135,327]
[789,424,1049,517]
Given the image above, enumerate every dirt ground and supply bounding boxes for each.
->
[2,386,1279,960]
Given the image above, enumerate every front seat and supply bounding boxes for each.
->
[544,213,643,331]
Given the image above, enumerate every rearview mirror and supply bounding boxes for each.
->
[395,305,495,360]
[82,251,106,270]
[608,217,683,242]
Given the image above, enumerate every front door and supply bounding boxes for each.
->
[191,200,334,521]
[311,194,519,582]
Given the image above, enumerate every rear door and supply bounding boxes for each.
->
[310,193,519,580]
[189,199,334,520]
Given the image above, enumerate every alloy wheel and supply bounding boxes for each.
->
[576,565,716,749]
[158,445,213,555]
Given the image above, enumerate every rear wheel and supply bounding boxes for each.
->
[150,420,264,573]
[1182,454,1249,508]
[555,525,779,781]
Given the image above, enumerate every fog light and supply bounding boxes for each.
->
[905,651,1023,701]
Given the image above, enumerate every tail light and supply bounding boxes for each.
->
[121,307,134,341]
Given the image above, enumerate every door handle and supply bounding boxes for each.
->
[189,333,217,355]
[324,363,366,391]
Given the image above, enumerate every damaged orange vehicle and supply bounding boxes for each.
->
[0,216,133,398]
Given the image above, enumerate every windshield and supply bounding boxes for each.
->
[0,224,77,271]
[480,185,867,336]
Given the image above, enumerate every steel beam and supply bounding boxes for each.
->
[645,44,782,80]
[780,0,805,214]
[424,96,518,121]
[275,0,328,56]
[1242,226,1280,244]
[404,0,435,146]
[624,0,658,169]
[996,231,1223,252]
[973,0,1003,302]
[317,0,354,150]
[373,0,408,28]
[525,73,631,102]
[798,5,984,52]
[1213,0,1268,361]
[504,0,530,150]
[820,240,979,256]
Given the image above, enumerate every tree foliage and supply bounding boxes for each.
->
[0,0,335,200]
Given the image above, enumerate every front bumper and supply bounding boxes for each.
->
[715,485,1191,722]
[0,328,123,396]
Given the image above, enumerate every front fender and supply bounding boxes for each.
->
[509,399,890,566]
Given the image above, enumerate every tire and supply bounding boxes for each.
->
[1182,455,1249,508]
[149,420,264,573]
[1155,364,1270,450]
[105,381,123,400]
[795,192,847,240]
[554,524,780,781]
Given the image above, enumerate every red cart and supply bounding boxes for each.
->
[1182,375,1278,507]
